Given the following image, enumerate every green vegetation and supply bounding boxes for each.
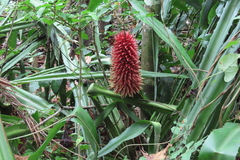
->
[0,0,239,159]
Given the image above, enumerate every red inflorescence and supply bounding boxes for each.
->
[110,31,142,97]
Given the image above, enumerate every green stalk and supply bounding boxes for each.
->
[186,68,237,143]
[87,83,177,114]
[0,118,15,160]
[77,1,82,159]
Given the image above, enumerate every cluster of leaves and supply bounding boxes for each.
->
[0,0,239,160]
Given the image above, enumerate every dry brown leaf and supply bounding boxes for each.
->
[85,56,92,64]
[14,155,29,160]
[141,144,172,160]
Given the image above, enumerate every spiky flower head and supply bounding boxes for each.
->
[110,31,142,97]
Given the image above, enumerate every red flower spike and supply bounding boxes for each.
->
[110,31,142,97]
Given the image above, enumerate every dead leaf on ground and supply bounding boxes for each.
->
[14,155,29,160]
[141,144,172,160]
[85,56,92,64]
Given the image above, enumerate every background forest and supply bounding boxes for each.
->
[0,0,240,159]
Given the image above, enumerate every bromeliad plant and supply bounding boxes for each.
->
[0,0,239,159]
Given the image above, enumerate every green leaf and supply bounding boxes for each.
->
[224,39,240,49]
[81,31,89,40]
[118,103,140,122]
[51,79,63,94]
[5,123,30,139]
[48,23,76,72]
[173,0,188,12]
[218,54,240,82]
[87,83,177,114]
[234,15,240,20]
[94,102,117,127]
[0,0,10,16]
[76,135,84,146]
[102,14,111,22]
[1,114,22,123]
[72,106,99,157]
[199,122,240,160]
[12,86,53,110]
[2,40,44,74]
[185,0,202,9]
[208,3,218,24]
[87,0,104,11]
[0,118,15,160]
[12,70,188,85]
[8,30,18,49]
[148,121,161,153]
[38,80,51,87]
[12,71,107,84]
[0,21,36,34]
[98,120,151,157]
[28,121,66,160]
[141,70,188,78]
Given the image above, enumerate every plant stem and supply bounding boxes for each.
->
[87,83,177,114]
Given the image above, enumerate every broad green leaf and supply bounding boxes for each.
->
[28,121,66,160]
[87,83,177,114]
[218,54,240,82]
[199,0,214,28]
[51,79,63,94]
[5,123,30,139]
[102,14,111,22]
[148,121,161,153]
[8,30,18,49]
[118,103,140,122]
[199,122,240,160]
[186,0,202,9]
[208,3,218,24]
[29,82,40,93]
[38,80,51,87]
[87,0,104,11]
[0,118,15,160]
[76,136,84,146]
[224,39,240,49]
[72,106,99,157]
[94,102,117,127]
[173,0,188,12]
[98,120,151,157]
[1,114,22,123]
[11,86,53,110]
[181,139,204,160]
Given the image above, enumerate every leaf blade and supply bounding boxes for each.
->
[199,122,240,160]
[98,120,151,157]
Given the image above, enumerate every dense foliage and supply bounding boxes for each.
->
[0,0,239,159]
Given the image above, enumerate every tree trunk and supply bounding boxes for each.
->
[141,1,160,100]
